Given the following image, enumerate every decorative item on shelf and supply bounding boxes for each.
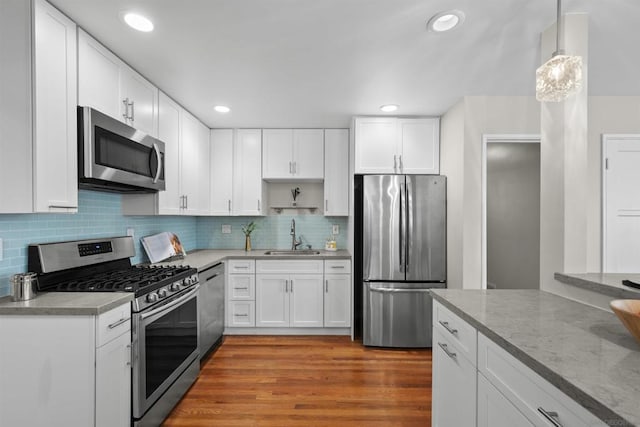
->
[241,221,257,252]
[291,187,300,207]
[535,0,583,102]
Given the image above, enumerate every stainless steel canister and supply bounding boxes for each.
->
[11,273,38,301]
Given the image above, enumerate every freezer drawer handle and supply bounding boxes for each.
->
[369,286,433,293]
[437,342,457,360]
[438,320,458,336]
[537,408,563,427]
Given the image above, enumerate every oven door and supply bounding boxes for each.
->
[79,106,165,192]
[132,285,199,419]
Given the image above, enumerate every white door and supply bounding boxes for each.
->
[33,0,78,212]
[290,274,324,327]
[262,129,293,179]
[603,135,640,272]
[179,110,200,215]
[233,129,263,215]
[477,374,535,427]
[398,118,440,174]
[324,129,349,216]
[121,69,158,137]
[77,29,122,122]
[256,275,289,327]
[95,332,131,427]
[323,274,351,327]
[157,92,182,214]
[432,330,477,427]
[293,129,324,179]
[210,129,234,215]
[354,117,398,174]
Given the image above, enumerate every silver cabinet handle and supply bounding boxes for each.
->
[228,199,231,213]
[185,195,188,209]
[257,199,261,211]
[126,343,132,366]
[438,342,457,360]
[293,162,297,174]
[399,155,403,172]
[439,320,458,336]
[325,199,328,211]
[289,161,292,174]
[129,100,135,122]
[234,287,249,290]
[235,313,249,317]
[393,155,397,173]
[330,265,345,269]
[325,279,328,293]
[235,266,249,269]
[537,408,563,427]
[108,317,128,329]
[122,98,129,121]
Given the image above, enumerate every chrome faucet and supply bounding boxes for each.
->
[290,219,302,250]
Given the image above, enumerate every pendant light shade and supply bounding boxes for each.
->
[535,0,583,102]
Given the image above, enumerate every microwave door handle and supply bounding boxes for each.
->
[152,143,162,184]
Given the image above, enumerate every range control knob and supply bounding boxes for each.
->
[157,289,168,298]
[146,292,159,303]
[184,277,193,286]
[170,282,181,292]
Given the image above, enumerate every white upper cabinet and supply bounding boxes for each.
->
[180,109,210,215]
[233,129,264,215]
[156,92,182,215]
[262,129,324,180]
[354,117,440,174]
[323,129,349,216]
[210,129,234,215]
[0,0,77,213]
[78,29,158,137]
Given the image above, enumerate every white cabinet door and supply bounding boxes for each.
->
[293,129,324,179]
[324,129,349,216]
[432,329,477,427]
[323,274,351,327]
[121,68,158,137]
[233,129,263,215]
[33,0,77,212]
[354,117,398,174]
[157,92,182,214]
[180,110,210,215]
[262,129,293,179]
[95,331,131,427]
[290,274,324,327]
[77,29,122,121]
[256,275,289,327]
[210,129,234,215]
[195,119,211,214]
[398,118,439,174]
[477,373,535,427]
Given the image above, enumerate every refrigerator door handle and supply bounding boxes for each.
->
[405,178,411,271]
[399,182,405,273]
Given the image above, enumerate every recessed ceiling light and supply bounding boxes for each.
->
[123,13,154,32]
[380,104,398,113]
[214,105,231,113]
[427,10,465,32]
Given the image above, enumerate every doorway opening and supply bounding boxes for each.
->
[482,135,541,290]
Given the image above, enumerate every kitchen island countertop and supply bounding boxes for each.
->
[555,272,640,299]
[431,289,640,427]
[0,292,133,315]
[154,249,351,271]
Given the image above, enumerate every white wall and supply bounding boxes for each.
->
[440,96,540,289]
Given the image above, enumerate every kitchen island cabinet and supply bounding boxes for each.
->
[0,296,132,427]
[1,0,77,213]
[431,290,638,427]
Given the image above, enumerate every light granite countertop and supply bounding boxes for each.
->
[555,272,640,299]
[154,249,352,271]
[431,289,640,427]
[0,292,133,315]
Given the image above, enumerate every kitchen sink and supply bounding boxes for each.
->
[263,250,321,255]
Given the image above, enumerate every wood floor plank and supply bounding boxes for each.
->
[163,336,432,426]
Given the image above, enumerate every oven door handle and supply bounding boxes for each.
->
[140,285,199,321]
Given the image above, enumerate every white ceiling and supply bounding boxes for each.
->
[50,0,640,128]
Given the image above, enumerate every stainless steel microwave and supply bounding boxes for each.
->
[78,106,165,193]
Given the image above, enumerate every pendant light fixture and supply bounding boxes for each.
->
[535,0,583,102]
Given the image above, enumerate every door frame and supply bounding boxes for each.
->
[601,134,640,272]
[481,134,541,289]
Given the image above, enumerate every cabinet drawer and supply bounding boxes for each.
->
[324,259,351,274]
[228,259,255,273]
[228,274,255,300]
[256,260,323,274]
[228,301,255,327]
[477,333,605,427]
[96,303,131,347]
[433,300,477,363]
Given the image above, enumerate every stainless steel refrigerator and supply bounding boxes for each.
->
[359,174,446,347]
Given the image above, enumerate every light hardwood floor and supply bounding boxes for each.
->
[163,336,432,426]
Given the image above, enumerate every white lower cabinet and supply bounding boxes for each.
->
[432,300,606,427]
[0,302,131,427]
[323,260,351,327]
[227,260,256,327]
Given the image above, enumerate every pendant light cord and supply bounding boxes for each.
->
[554,0,564,56]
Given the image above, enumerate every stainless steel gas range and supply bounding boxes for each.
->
[28,236,200,427]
